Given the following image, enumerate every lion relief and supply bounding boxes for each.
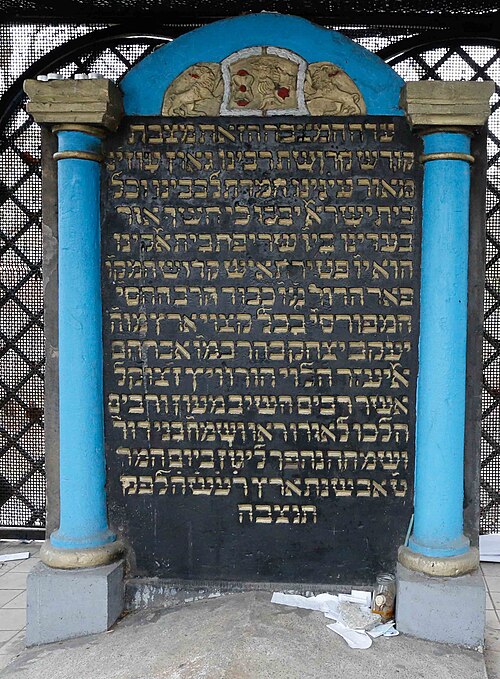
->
[162,63,223,116]
[305,62,366,116]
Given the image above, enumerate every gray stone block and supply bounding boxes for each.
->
[26,560,124,646]
[396,562,485,648]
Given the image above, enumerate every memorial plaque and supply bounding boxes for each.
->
[102,116,422,583]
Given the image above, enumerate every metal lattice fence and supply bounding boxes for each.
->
[386,43,500,533]
[0,24,500,534]
[0,103,44,530]
[0,28,165,532]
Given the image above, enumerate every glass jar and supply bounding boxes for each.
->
[371,573,396,622]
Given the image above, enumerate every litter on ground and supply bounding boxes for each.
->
[271,589,398,649]
[0,551,30,563]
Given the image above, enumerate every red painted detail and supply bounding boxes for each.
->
[239,85,247,92]
[277,87,290,100]
[237,69,249,76]
[189,72,200,78]
[236,99,250,106]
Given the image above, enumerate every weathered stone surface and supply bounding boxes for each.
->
[4,591,488,678]
[24,79,123,131]
[401,81,494,129]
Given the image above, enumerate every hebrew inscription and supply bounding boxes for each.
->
[102,116,422,582]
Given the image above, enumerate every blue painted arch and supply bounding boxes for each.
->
[120,14,404,116]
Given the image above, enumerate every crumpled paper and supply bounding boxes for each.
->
[327,623,373,649]
[271,589,398,650]
[271,592,340,616]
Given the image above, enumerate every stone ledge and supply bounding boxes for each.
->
[23,79,123,131]
[401,81,495,129]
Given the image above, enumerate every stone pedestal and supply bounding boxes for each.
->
[26,561,124,646]
[396,562,485,648]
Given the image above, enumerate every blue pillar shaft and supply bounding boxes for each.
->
[50,130,115,550]
[409,132,472,558]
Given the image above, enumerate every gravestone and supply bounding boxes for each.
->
[23,12,493,647]
[101,45,422,583]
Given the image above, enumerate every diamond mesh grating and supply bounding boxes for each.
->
[387,45,500,534]
[0,24,105,93]
[0,27,164,530]
[1,24,500,534]
[0,102,44,529]
[0,1,497,21]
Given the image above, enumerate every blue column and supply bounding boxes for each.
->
[409,131,473,558]
[49,129,117,552]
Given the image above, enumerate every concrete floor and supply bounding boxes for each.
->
[0,540,40,672]
[0,539,496,678]
[482,561,500,679]
[0,589,490,679]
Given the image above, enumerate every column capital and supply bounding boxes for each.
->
[24,78,123,133]
[400,81,494,130]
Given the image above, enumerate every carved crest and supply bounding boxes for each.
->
[226,54,299,112]
[162,48,365,116]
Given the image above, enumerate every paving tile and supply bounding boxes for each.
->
[0,572,28,589]
[0,655,14,672]
[486,610,500,628]
[0,544,25,557]
[0,632,17,645]
[23,547,41,558]
[0,562,18,577]
[487,593,495,610]
[481,562,500,575]
[486,627,500,652]
[487,577,500,594]
[0,608,26,631]
[0,589,23,607]
[0,630,25,657]
[7,558,39,574]
[485,649,500,679]
[3,591,26,609]
[0,541,22,551]
[0,542,41,558]
[490,591,500,609]
[487,623,500,638]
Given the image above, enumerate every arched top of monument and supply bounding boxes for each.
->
[120,13,404,117]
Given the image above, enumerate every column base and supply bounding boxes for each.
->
[396,562,485,648]
[40,538,124,569]
[26,560,124,646]
[398,545,479,577]
[398,547,479,578]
